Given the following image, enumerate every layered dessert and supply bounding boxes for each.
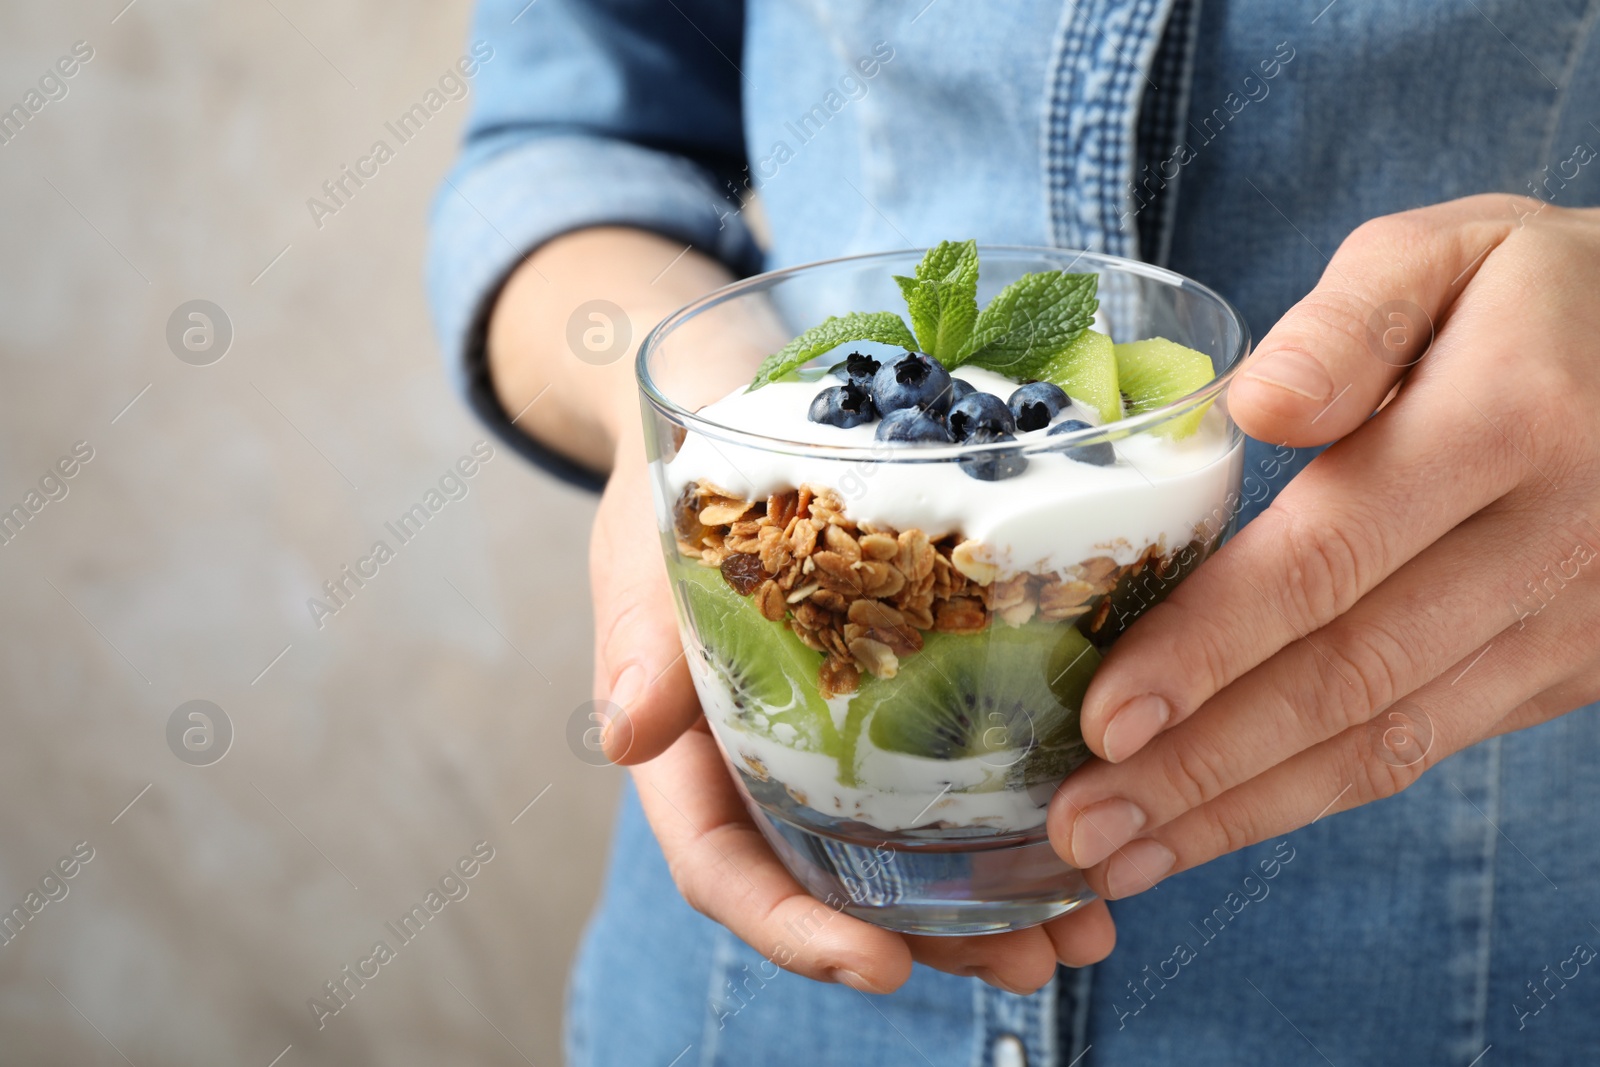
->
[656,243,1243,838]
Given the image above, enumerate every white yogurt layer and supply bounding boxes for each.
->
[664,365,1243,574]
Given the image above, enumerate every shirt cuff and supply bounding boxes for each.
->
[426,133,764,492]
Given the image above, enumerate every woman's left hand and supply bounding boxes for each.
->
[1048,194,1600,899]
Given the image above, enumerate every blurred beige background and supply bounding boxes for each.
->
[0,2,619,1064]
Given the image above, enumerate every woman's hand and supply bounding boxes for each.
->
[1048,195,1600,900]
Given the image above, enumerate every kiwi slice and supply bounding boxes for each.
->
[861,624,1100,782]
[673,561,840,757]
[1040,328,1121,424]
[1114,337,1216,437]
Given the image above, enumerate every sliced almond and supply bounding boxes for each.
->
[950,539,998,585]
[999,598,1037,627]
[699,498,755,526]
[786,582,821,604]
[848,636,899,679]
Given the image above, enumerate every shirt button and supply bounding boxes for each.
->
[992,1033,1027,1067]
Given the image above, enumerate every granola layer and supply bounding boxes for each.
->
[675,478,1189,699]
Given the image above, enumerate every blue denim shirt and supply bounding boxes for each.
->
[427,2,1600,1064]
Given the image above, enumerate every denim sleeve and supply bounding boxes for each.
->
[426,0,763,491]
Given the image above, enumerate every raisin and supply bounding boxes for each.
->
[720,552,767,595]
[674,484,705,546]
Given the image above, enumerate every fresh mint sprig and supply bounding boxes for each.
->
[893,239,979,366]
[746,242,1098,389]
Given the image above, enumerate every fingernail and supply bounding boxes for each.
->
[971,968,1031,996]
[1102,694,1171,762]
[1103,839,1176,898]
[608,663,646,711]
[1070,798,1148,869]
[1244,350,1333,402]
[831,968,878,993]
[601,665,646,756]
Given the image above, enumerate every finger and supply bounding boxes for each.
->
[904,898,1116,992]
[633,728,915,991]
[1228,194,1520,447]
[904,927,1060,995]
[1055,501,1544,868]
[1041,898,1117,967]
[1488,667,1600,738]
[1080,596,1580,899]
[591,430,701,764]
[1079,326,1529,764]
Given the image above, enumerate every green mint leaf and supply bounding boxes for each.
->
[915,239,979,287]
[749,312,917,390]
[963,271,1099,379]
[895,240,980,366]
[894,274,940,353]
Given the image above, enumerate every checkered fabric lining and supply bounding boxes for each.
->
[1134,0,1201,266]
[1044,0,1172,259]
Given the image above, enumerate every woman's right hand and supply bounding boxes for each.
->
[491,227,1118,994]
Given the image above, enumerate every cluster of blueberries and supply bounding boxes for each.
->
[807,351,1114,480]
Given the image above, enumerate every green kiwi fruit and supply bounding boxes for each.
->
[673,561,840,757]
[860,623,1100,784]
[1040,328,1121,424]
[1114,337,1215,437]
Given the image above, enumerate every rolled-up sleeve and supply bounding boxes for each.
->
[426,0,762,488]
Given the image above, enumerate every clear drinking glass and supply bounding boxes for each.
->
[637,247,1249,935]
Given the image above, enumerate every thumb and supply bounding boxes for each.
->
[589,430,700,765]
[1227,198,1511,447]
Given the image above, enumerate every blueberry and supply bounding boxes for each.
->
[946,392,1015,442]
[829,351,881,389]
[1047,418,1115,466]
[1008,382,1070,432]
[959,429,1029,481]
[872,351,955,416]
[948,378,977,403]
[808,384,876,429]
[875,406,953,444]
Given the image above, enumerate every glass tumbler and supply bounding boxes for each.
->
[637,247,1249,935]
